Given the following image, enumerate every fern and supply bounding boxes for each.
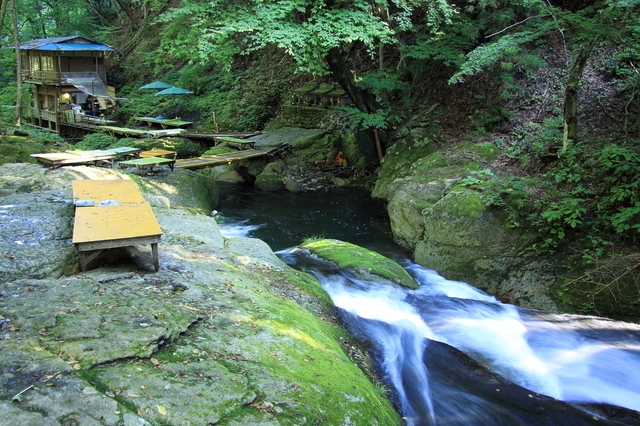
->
[449,31,543,84]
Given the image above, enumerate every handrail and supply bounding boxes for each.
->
[22,70,61,84]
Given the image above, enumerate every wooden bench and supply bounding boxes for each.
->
[119,156,176,172]
[140,149,177,159]
[31,147,141,169]
[212,136,256,150]
[134,117,193,128]
[72,180,162,271]
[143,129,187,138]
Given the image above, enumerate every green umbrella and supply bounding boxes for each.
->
[155,86,194,96]
[139,81,173,90]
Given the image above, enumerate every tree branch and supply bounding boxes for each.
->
[485,15,547,39]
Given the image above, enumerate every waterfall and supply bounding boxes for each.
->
[278,248,640,425]
[218,205,640,424]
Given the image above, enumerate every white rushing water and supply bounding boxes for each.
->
[404,264,640,412]
[223,224,640,423]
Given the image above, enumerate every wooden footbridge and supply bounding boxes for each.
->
[175,144,291,170]
[32,143,292,172]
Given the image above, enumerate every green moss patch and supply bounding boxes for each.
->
[300,239,419,289]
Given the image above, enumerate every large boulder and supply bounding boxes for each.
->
[375,143,559,311]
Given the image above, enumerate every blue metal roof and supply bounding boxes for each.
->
[33,43,114,52]
[15,36,113,51]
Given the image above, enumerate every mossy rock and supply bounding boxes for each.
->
[300,239,419,289]
[452,142,501,162]
[255,174,285,191]
[134,169,219,214]
[372,139,436,199]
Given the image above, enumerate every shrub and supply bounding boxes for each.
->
[75,133,119,150]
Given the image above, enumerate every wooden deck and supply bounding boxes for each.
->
[174,148,270,170]
[119,156,176,171]
[97,126,186,138]
[72,180,162,271]
[184,132,260,141]
[212,136,256,150]
[134,117,192,128]
[31,147,141,168]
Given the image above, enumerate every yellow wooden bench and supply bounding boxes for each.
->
[72,180,162,271]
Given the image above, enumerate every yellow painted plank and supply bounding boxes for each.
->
[72,180,145,204]
[140,149,176,158]
[72,202,162,243]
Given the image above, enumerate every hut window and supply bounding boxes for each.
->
[42,56,54,71]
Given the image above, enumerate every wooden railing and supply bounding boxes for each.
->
[22,70,61,84]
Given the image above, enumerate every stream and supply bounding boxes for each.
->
[218,183,640,425]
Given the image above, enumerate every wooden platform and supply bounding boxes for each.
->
[185,132,260,140]
[144,129,187,138]
[119,156,176,171]
[98,125,186,138]
[212,136,256,150]
[72,180,162,271]
[140,149,177,159]
[134,117,192,128]
[174,149,270,170]
[31,147,141,169]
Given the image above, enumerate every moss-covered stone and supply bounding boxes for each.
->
[255,174,285,191]
[452,141,501,162]
[135,169,219,214]
[373,141,558,310]
[371,139,436,199]
[301,239,419,289]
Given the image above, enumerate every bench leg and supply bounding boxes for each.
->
[152,243,159,271]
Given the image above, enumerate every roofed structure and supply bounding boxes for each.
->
[16,35,114,52]
[292,83,351,107]
[13,35,120,135]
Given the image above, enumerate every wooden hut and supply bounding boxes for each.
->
[14,36,120,133]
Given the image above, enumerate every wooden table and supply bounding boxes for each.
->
[134,117,192,128]
[140,149,177,159]
[72,180,146,204]
[119,156,176,171]
[212,136,256,150]
[31,147,141,169]
[144,129,187,138]
[72,180,162,271]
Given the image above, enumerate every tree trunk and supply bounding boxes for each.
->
[562,43,594,150]
[325,47,379,114]
[325,47,384,163]
[10,0,21,127]
[0,0,8,36]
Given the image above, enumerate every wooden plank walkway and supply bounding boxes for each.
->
[212,136,256,150]
[72,180,162,271]
[98,126,187,138]
[184,132,260,141]
[134,117,192,128]
[31,147,141,169]
[174,148,270,170]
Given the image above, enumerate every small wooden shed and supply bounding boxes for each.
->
[14,35,119,133]
[292,83,351,107]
